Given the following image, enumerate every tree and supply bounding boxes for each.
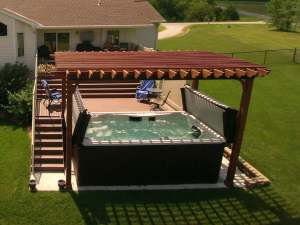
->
[267,0,300,31]
[223,5,240,21]
[185,0,214,22]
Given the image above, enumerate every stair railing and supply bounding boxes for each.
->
[30,54,39,182]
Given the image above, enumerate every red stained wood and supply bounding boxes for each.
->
[54,51,270,79]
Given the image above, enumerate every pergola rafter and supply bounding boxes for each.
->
[54,51,271,189]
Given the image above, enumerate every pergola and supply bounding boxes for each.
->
[53,51,270,189]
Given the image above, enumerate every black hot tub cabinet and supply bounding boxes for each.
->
[73,112,226,186]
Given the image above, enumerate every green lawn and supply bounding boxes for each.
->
[1,24,300,225]
[0,122,299,225]
[159,23,300,213]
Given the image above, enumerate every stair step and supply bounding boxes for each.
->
[34,155,64,164]
[36,118,62,124]
[81,93,136,98]
[37,88,62,93]
[35,131,63,139]
[36,124,62,132]
[35,147,64,155]
[34,163,64,172]
[35,139,63,147]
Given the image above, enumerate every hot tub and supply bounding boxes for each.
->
[73,111,226,186]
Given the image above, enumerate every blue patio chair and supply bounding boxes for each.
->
[136,80,155,101]
[41,79,62,106]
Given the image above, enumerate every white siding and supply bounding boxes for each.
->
[136,25,158,49]
[37,27,158,51]
[0,12,16,67]
[15,20,37,70]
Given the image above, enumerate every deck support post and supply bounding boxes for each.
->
[61,73,67,118]
[225,79,254,187]
[65,77,73,190]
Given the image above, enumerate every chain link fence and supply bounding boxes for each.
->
[223,48,299,65]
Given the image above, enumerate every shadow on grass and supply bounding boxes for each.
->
[70,186,300,225]
[0,115,27,131]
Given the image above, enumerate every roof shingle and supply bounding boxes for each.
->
[0,0,165,27]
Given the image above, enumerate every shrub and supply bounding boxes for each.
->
[5,82,33,125]
[223,5,240,21]
[0,63,32,106]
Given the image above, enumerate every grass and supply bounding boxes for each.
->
[0,121,299,225]
[217,1,268,16]
[1,24,300,225]
[159,23,300,211]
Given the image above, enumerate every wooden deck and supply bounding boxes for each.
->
[84,98,174,112]
[37,100,61,117]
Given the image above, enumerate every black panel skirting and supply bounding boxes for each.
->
[73,143,225,186]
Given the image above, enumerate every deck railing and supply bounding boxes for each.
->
[30,54,39,180]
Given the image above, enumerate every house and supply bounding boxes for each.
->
[0,0,165,69]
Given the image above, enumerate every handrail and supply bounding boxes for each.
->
[30,54,39,180]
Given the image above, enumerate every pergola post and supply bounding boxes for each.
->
[61,73,67,118]
[65,75,73,189]
[192,80,199,90]
[225,79,254,187]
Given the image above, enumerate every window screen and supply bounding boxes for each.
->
[107,30,120,45]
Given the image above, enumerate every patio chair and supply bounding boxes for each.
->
[151,91,171,111]
[41,79,62,106]
[136,80,155,102]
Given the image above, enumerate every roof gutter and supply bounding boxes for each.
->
[1,8,42,28]
[36,24,154,29]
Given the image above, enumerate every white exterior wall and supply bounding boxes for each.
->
[15,20,37,70]
[0,12,16,67]
[0,12,36,70]
[136,25,158,49]
[37,26,157,51]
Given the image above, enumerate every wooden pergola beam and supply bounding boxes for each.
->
[157,70,165,79]
[134,70,141,79]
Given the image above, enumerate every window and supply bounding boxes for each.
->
[57,33,70,51]
[80,31,94,43]
[44,33,56,53]
[0,22,7,36]
[17,33,24,57]
[107,30,119,45]
[44,33,70,53]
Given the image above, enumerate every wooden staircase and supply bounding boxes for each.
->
[33,76,140,173]
[34,76,65,172]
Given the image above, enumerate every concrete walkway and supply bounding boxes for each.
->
[158,21,266,40]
